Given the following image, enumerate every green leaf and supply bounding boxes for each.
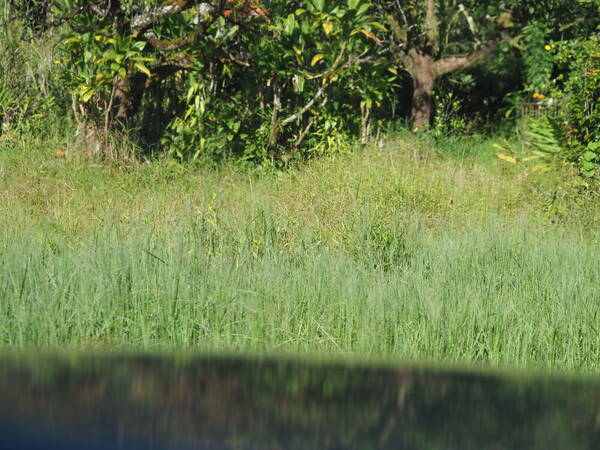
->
[582,151,597,161]
[284,14,297,35]
[62,36,81,45]
[103,49,117,61]
[356,3,370,16]
[81,87,95,103]
[313,0,326,12]
[294,75,305,93]
[588,142,600,151]
[131,56,155,63]
[582,160,597,170]
[366,21,387,31]
[134,62,152,77]
[496,153,517,164]
[132,41,146,51]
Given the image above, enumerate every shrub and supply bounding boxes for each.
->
[48,0,393,163]
[0,2,67,137]
[552,36,600,161]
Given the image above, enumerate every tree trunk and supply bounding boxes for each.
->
[405,42,497,131]
[114,76,131,121]
[113,71,147,122]
[408,52,436,131]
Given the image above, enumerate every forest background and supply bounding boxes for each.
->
[1,0,598,166]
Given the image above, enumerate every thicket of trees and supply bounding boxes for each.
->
[0,0,598,168]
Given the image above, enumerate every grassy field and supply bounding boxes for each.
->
[2,132,600,372]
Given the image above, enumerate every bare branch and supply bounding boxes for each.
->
[140,2,223,53]
[281,85,325,127]
[434,40,497,76]
[458,3,480,45]
[222,52,251,67]
[280,43,353,127]
[150,52,198,77]
[191,3,214,25]
[424,0,439,47]
[87,2,109,18]
[131,0,195,36]
[392,0,409,27]
[143,29,199,52]
[268,83,282,146]
[293,117,315,150]
[44,4,86,28]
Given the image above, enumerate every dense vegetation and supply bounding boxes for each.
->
[1,0,598,165]
[0,1,600,372]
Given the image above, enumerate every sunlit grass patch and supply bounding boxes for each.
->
[2,135,600,372]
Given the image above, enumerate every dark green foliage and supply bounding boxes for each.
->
[517,34,600,175]
[521,22,555,94]
[553,36,600,164]
[0,0,598,169]
[41,0,394,163]
[0,2,66,136]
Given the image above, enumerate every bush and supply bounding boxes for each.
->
[514,34,599,176]
[553,37,600,157]
[0,2,67,137]
[48,0,394,163]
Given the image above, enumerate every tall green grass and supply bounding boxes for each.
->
[2,136,600,371]
[2,216,599,372]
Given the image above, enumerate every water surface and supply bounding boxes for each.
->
[0,354,599,449]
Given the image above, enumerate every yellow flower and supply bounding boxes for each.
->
[544,45,552,51]
[532,93,546,100]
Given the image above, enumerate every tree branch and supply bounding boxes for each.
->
[281,85,325,127]
[268,83,281,145]
[458,3,480,44]
[280,43,351,127]
[131,0,195,36]
[293,116,315,150]
[434,40,498,76]
[143,29,199,52]
[86,1,110,18]
[424,0,439,48]
[140,2,223,53]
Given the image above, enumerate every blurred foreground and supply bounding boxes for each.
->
[0,354,599,449]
